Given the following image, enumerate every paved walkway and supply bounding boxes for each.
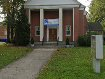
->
[0,48,56,79]
[0,42,6,45]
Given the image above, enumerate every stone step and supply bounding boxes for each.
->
[34,42,65,46]
[34,45,58,48]
[34,42,65,48]
[33,41,76,48]
[34,45,64,48]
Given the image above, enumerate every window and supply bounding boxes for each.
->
[35,26,40,36]
[66,25,71,36]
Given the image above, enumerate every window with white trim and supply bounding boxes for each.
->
[35,26,40,36]
[66,25,71,36]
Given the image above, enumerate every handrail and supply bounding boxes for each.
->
[42,36,44,46]
[57,37,59,46]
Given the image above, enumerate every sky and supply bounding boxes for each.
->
[0,8,4,22]
[78,0,92,11]
[0,0,92,22]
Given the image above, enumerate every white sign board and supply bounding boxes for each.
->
[91,35,103,59]
[44,19,59,26]
[91,35,103,73]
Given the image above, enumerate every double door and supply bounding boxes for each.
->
[49,28,57,41]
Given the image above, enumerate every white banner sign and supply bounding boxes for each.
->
[44,19,59,26]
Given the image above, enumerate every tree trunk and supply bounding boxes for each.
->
[11,26,14,42]
[7,14,11,43]
[11,4,15,43]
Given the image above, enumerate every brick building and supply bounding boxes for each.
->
[24,0,87,42]
[0,26,7,40]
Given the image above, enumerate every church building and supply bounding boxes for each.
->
[24,0,87,42]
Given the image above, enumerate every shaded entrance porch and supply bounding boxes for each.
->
[30,9,63,42]
[29,9,75,42]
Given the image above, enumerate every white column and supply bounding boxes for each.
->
[40,9,44,41]
[57,27,59,39]
[47,27,49,41]
[28,9,31,24]
[73,8,75,41]
[59,8,63,41]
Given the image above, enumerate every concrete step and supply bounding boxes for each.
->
[30,41,76,48]
[34,42,64,48]
[33,42,71,48]
[34,45,58,48]
[34,42,57,46]
[34,42,65,45]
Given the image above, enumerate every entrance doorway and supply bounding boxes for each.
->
[49,28,57,41]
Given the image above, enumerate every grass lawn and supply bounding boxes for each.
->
[38,47,105,79]
[0,46,33,69]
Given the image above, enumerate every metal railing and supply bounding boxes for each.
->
[57,37,59,46]
[42,36,44,46]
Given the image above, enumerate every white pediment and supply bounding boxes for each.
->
[25,0,81,6]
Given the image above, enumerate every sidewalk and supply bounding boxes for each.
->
[0,42,6,45]
[0,48,56,79]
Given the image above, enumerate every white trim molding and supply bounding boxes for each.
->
[24,5,80,9]
[59,8,63,41]
[28,9,31,24]
[40,9,44,41]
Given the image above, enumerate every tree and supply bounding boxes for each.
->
[0,0,30,46]
[0,0,25,43]
[15,6,30,46]
[89,0,105,30]
[0,0,12,42]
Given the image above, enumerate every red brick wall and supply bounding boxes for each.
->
[0,26,7,39]
[74,8,80,41]
[31,11,40,41]
[74,8,87,41]
[44,10,59,19]
[83,15,88,33]
[44,26,47,41]
[63,10,73,41]
[79,10,87,36]
[79,10,82,35]
[28,8,87,42]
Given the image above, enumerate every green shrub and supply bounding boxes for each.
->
[15,6,30,46]
[66,38,70,45]
[31,38,34,44]
[78,32,98,47]
[78,35,90,47]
